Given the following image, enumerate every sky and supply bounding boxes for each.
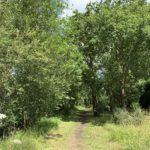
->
[63,0,101,17]
[63,0,150,17]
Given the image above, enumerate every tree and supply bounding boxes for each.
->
[0,0,84,135]
[100,0,150,109]
[69,0,150,113]
[68,6,99,116]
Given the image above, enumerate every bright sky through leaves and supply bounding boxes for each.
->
[63,0,150,17]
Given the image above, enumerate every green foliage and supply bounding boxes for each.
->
[0,0,84,136]
[69,0,150,113]
[132,108,144,125]
[114,108,144,125]
[139,79,150,109]
[131,102,141,111]
[34,117,60,135]
[0,0,150,144]
[114,108,132,125]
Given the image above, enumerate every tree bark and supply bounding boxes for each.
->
[109,91,115,112]
[121,77,126,109]
[91,87,98,116]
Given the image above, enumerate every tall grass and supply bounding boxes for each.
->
[0,114,79,150]
[0,132,44,150]
[106,117,150,150]
[0,117,61,150]
[84,112,150,150]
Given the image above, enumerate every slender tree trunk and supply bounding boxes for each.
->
[110,91,115,112]
[121,77,126,109]
[88,56,98,116]
[91,87,98,116]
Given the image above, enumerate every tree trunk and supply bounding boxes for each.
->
[109,91,115,112]
[121,77,126,109]
[91,88,98,116]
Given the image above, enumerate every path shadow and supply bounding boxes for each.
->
[34,117,58,136]
[33,107,112,139]
[61,109,91,124]
[61,107,113,126]
[32,107,112,142]
[90,113,113,126]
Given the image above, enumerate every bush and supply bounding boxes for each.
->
[131,102,141,111]
[113,108,144,125]
[132,108,144,125]
[114,108,132,125]
[0,111,18,137]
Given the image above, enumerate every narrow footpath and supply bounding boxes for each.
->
[68,110,89,150]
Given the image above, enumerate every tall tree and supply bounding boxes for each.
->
[69,0,150,113]
[0,0,83,134]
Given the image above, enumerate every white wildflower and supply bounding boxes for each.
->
[0,114,7,120]
[13,139,22,145]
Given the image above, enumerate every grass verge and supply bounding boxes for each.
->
[84,113,150,150]
[0,116,78,150]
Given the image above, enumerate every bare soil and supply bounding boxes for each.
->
[68,111,89,150]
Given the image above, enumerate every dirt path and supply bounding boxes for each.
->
[68,111,89,150]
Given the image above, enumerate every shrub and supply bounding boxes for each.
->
[131,102,141,111]
[132,108,144,125]
[114,108,132,125]
[113,108,144,125]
